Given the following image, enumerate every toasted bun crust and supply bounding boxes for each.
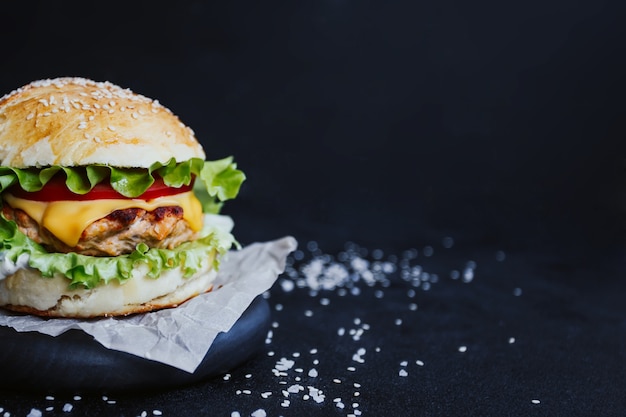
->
[0,77,205,168]
[0,251,217,318]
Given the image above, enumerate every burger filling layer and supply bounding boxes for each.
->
[1,191,204,257]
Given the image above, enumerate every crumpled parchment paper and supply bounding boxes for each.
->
[0,236,297,373]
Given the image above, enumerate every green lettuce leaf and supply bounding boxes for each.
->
[0,157,246,213]
[0,213,235,289]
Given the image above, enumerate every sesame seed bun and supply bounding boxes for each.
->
[0,77,205,168]
[0,251,217,318]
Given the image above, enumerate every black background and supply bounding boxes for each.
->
[1,1,625,416]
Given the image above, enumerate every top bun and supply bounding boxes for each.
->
[0,77,205,168]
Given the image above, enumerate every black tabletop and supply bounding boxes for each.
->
[1,1,624,416]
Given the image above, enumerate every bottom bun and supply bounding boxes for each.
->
[0,250,218,318]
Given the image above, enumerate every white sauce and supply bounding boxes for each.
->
[0,252,30,280]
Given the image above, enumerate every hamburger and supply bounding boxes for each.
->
[0,77,245,318]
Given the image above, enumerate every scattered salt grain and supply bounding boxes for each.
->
[532,399,541,404]
[509,337,516,344]
[416,360,425,366]
[399,369,408,377]
[280,279,295,292]
[63,403,73,412]
[458,346,467,353]
[513,288,523,296]
[275,358,295,371]
[251,409,267,417]
[26,410,42,417]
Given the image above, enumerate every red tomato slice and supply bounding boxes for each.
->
[8,177,194,202]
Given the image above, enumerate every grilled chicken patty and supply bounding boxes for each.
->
[2,204,197,256]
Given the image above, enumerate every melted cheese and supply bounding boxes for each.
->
[3,191,203,247]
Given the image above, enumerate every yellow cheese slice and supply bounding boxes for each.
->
[3,191,203,247]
